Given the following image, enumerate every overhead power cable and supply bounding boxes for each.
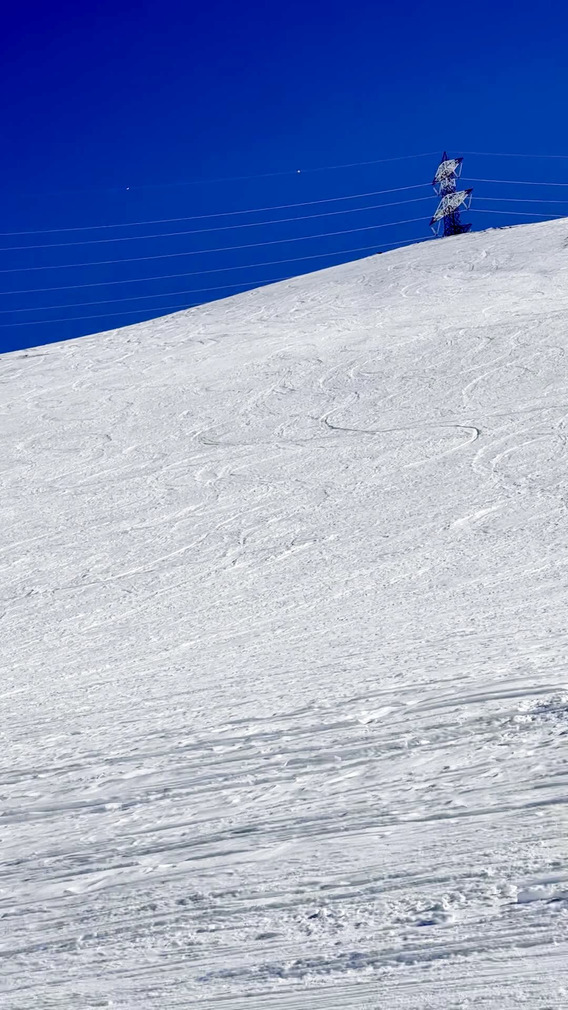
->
[3,234,433,314]
[0,196,432,252]
[464,151,568,160]
[6,153,437,200]
[2,302,199,327]
[0,216,430,275]
[3,238,433,297]
[2,276,293,313]
[0,183,431,238]
[466,177,568,187]
[0,235,434,321]
[471,208,566,219]
[476,195,568,204]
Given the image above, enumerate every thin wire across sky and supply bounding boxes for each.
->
[1,150,567,341]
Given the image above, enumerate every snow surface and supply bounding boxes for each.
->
[1,219,568,1008]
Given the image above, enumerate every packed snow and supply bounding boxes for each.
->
[1,219,568,1008]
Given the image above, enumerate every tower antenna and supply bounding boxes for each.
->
[429,152,473,236]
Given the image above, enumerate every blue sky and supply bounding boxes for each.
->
[1,0,567,353]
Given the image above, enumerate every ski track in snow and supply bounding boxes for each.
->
[1,219,568,1007]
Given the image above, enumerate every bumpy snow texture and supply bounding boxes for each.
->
[2,219,568,1008]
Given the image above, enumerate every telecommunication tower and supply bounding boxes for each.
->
[429,152,473,237]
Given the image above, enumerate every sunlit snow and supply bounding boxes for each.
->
[1,219,568,1008]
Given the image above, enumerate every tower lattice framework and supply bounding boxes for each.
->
[430,152,473,237]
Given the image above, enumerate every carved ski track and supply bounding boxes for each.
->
[2,220,568,1008]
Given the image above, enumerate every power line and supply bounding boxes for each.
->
[2,171,562,242]
[2,276,292,314]
[3,238,434,297]
[131,152,439,191]
[1,235,432,319]
[5,153,438,200]
[5,164,568,332]
[471,208,566,219]
[464,151,568,160]
[0,196,432,252]
[0,236,434,326]
[3,148,566,202]
[2,234,433,313]
[4,173,557,246]
[5,189,563,301]
[476,195,568,204]
[0,216,430,275]
[466,177,568,187]
[1,236,433,311]
[1,191,561,259]
[2,302,199,327]
[0,183,431,238]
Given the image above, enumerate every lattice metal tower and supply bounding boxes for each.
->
[429,152,473,236]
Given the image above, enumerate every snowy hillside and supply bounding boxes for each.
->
[2,219,568,1008]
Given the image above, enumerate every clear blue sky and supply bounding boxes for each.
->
[1,0,567,352]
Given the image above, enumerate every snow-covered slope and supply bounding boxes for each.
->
[2,219,568,1008]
